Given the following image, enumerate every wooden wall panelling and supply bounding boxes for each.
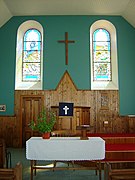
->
[0,118,3,138]
[89,91,96,132]
[128,117,135,133]
[97,91,121,133]
[55,70,77,103]
[0,139,6,168]
[1,71,135,147]
[94,91,100,132]
[0,116,17,147]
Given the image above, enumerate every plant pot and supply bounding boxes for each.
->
[42,132,50,139]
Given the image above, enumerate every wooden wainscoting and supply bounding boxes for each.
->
[0,71,135,147]
[0,116,18,147]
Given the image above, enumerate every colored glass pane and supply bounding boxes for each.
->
[23,63,40,81]
[24,29,41,41]
[93,28,111,81]
[23,29,41,81]
[93,51,110,62]
[23,74,40,81]
[94,63,111,81]
[24,41,41,51]
[93,42,110,51]
[23,51,40,62]
[93,29,110,42]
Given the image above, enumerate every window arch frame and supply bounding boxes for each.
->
[15,20,43,90]
[92,28,112,82]
[22,28,42,82]
[90,20,119,90]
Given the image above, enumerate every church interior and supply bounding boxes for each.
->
[0,0,135,179]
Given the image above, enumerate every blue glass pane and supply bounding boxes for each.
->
[93,29,110,42]
[24,29,41,41]
[94,63,111,81]
[23,74,40,81]
[23,51,40,62]
[24,41,41,51]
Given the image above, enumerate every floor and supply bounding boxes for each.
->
[8,148,105,180]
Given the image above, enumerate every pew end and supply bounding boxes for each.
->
[105,162,135,180]
[0,162,22,180]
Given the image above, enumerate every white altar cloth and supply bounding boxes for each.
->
[26,137,105,161]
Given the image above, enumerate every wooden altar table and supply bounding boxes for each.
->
[26,137,105,180]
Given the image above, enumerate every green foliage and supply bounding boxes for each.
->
[30,108,56,133]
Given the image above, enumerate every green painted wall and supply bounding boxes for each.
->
[0,15,135,115]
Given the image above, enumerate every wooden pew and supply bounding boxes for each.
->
[0,139,6,168]
[105,162,135,180]
[0,138,12,168]
[0,162,22,180]
[87,133,135,168]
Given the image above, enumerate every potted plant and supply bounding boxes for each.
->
[30,108,56,139]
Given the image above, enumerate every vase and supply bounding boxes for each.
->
[42,132,50,139]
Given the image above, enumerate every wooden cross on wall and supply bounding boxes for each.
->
[58,32,75,65]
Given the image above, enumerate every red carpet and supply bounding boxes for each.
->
[106,143,135,151]
[87,133,135,137]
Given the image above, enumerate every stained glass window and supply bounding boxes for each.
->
[93,28,111,81]
[22,29,41,81]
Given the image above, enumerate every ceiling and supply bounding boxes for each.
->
[0,0,135,28]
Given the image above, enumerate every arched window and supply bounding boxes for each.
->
[93,28,111,81]
[90,20,118,90]
[15,20,43,90]
[23,29,41,82]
